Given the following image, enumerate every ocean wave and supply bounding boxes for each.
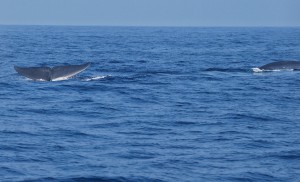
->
[269,150,300,160]
[204,68,250,72]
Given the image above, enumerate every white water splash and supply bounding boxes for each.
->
[252,68,295,73]
[252,68,263,72]
[83,75,111,81]
[52,76,71,81]
[25,78,47,82]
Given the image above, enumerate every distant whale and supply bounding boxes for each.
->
[252,61,300,72]
[14,62,91,81]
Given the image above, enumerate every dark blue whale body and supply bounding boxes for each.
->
[260,61,300,70]
[14,63,91,81]
[253,61,300,72]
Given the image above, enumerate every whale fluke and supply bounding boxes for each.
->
[252,61,300,72]
[14,63,91,81]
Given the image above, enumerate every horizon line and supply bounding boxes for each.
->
[0,23,299,28]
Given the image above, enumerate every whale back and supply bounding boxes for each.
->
[14,63,91,81]
[51,63,91,81]
[14,66,51,81]
[259,61,300,70]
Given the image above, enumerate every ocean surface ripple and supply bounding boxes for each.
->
[0,26,300,182]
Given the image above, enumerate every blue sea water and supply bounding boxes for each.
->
[0,26,300,182]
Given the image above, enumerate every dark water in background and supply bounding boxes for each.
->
[0,26,300,182]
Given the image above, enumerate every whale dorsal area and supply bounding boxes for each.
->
[14,63,91,81]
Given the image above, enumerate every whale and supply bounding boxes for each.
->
[14,62,91,81]
[252,61,300,72]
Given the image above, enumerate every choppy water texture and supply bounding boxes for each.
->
[0,26,300,182]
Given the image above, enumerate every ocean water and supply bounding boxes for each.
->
[0,26,300,182]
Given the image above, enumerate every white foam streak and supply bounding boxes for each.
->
[25,78,47,81]
[252,68,294,73]
[51,77,70,81]
[252,68,263,72]
[84,75,111,81]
